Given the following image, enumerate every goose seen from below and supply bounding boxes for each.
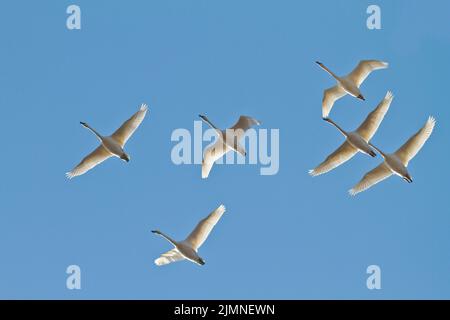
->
[350,116,436,195]
[199,114,260,179]
[316,60,388,118]
[309,91,394,177]
[66,104,148,179]
[152,204,226,266]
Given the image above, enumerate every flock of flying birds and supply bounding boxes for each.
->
[65,105,260,266]
[310,60,436,195]
[64,59,436,266]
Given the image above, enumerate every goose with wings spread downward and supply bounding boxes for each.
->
[199,114,260,179]
[66,104,148,179]
[350,116,436,195]
[152,204,226,266]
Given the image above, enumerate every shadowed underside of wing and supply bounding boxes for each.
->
[229,116,260,140]
[309,141,358,176]
[111,104,148,147]
[349,163,392,196]
[394,116,436,166]
[66,145,112,179]
[155,248,184,266]
[185,205,226,250]
[347,60,388,87]
[201,142,229,179]
[322,85,346,118]
[356,91,394,141]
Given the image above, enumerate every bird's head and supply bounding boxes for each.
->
[197,257,206,266]
[315,61,323,66]
[121,153,130,162]
[357,94,365,101]
[403,174,413,183]
[151,230,161,235]
[80,121,88,127]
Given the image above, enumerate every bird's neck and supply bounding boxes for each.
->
[326,118,347,137]
[84,124,103,141]
[369,143,386,158]
[319,63,340,81]
[158,231,178,247]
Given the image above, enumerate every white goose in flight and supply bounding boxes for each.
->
[152,204,226,266]
[310,91,394,176]
[66,104,148,179]
[317,60,388,118]
[350,116,436,195]
[199,114,260,179]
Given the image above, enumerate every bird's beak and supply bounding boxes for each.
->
[357,94,365,101]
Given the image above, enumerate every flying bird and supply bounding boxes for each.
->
[152,204,226,266]
[309,91,394,176]
[350,116,436,195]
[66,104,148,179]
[199,114,260,178]
[316,60,388,118]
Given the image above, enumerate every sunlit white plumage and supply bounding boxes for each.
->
[152,204,226,266]
[349,116,436,195]
[199,115,260,179]
[66,104,148,179]
[309,91,394,176]
[317,60,388,117]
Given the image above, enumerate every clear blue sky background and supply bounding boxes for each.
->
[0,0,449,299]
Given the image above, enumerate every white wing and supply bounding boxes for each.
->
[202,141,228,179]
[154,248,185,266]
[111,104,148,147]
[322,85,346,118]
[66,145,112,179]
[394,116,436,166]
[349,163,392,196]
[309,142,358,176]
[185,205,226,250]
[347,60,388,87]
[228,116,261,141]
[356,91,393,141]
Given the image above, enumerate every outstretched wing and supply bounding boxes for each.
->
[201,141,229,179]
[111,104,148,147]
[322,85,346,118]
[185,205,226,250]
[356,91,394,141]
[66,145,112,179]
[349,163,392,196]
[394,116,436,166]
[309,142,358,176]
[154,249,185,266]
[228,116,261,141]
[347,60,388,87]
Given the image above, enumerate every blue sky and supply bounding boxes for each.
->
[0,0,449,299]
